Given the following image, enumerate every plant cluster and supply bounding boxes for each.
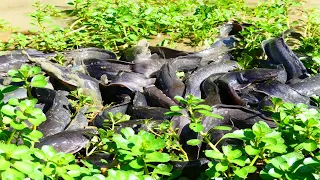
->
[1,0,320,73]
[0,65,102,179]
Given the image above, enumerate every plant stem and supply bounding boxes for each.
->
[7,129,16,144]
[200,131,220,153]
[250,154,259,166]
[144,161,149,175]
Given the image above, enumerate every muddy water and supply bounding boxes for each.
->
[0,0,319,50]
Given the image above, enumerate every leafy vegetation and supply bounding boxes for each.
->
[0,0,320,72]
[0,0,319,179]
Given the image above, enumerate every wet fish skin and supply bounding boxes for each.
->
[156,62,186,100]
[201,104,276,146]
[262,36,308,81]
[128,106,169,120]
[94,94,131,128]
[108,71,156,92]
[83,58,133,81]
[64,47,117,65]
[133,91,148,107]
[192,36,237,66]
[201,74,225,106]
[253,80,310,104]
[144,85,178,109]
[258,62,288,83]
[37,90,72,137]
[148,46,191,59]
[29,58,103,107]
[214,68,287,106]
[0,54,29,75]
[134,57,168,78]
[184,60,240,98]
[170,158,210,179]
[217,68,283,90]
[65,107,88,131]
[289,73,320,97]
[35,129,97,154]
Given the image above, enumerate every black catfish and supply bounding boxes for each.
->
[289,73,320,97]
[35,129,97,153]
[262,32,308,82]
[108,71,156,92]
[215,68,284,106]
[149,46,191,59]
[156,56,201,100]
[253,80,310,104]
[201,104,276,148]
[65,107,88,131]
[94,94,131,128]
[184,60,240,98]
[82,59,133,81]
[37,90,71,137]
[192,36,237,66]
[144,85,178,109]
[27,56,103,108]
[64,47,117,65]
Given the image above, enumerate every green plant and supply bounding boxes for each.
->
[7,64,47,98]
[0,144,102,179]
[0,65,103,179]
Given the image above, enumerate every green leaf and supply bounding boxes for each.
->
[8,98,20,106]
[31,74,47,87]
[152,164,172,176]
[222,130,246,140]
[25,130,43,141]
[1,104,15,116]
[261,137,277,146]
[1,85,19,94]
[41,145,57,159]
[213,126,232,131]
[205,150,224,160]
[187,139,201,146]
[215,161,228,172]
[302,140,317,152]
[129,158,144,169]
[10,120,27,130]
[252,121,272,137]
[13,161,35,174]
[11,145,30,160]
[121,127,135,139]
[0,156,10,170]
[28,66,41,76]
[194,104,212,111]
[197,109,223,119]
[33,148,45,159]
[8,70,20,77]
[174,96,188,105]
[112,134,130,150]
[164,111,183,116]
[189,123,204,132]
[227,149,242,160]
[169,106,184,112]
[11,77,24,82]
[245,145,260,155]
[145,152,170,163]
[234,166,257,179]
[1,168,25,179]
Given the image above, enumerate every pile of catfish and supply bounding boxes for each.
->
[1,22,319,177]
